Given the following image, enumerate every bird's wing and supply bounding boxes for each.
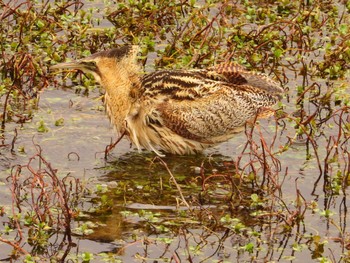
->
[206,62,283,95]
[140,64,282,142]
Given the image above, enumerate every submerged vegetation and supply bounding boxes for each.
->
[0,0,349,262]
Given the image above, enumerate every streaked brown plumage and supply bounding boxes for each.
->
[51,46,283,156]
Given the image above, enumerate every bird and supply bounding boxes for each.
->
[51,45,283,156]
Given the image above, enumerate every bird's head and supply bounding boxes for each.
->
[51,45,141,84]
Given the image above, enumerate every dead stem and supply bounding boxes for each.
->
[0,237,29,255]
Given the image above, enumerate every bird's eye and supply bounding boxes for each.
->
[82,61,97,70]
[83,61,96,66]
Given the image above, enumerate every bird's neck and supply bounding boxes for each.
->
[101,61,142,132]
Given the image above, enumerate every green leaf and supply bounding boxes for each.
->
[55,118,64,126]
[251,193,259,202]
[273,48,284,58]
[37,119,49,133]
[339,24,348,35]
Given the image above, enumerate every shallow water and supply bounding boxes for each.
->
[1,79,349,262]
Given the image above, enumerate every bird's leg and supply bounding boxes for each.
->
[104,130,126,159]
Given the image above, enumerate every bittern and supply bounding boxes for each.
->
[51,46,283,156]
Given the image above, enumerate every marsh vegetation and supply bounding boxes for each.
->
[0,0,349,262]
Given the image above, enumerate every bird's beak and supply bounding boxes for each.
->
[50,61,85,71]
[51,59,101,83]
